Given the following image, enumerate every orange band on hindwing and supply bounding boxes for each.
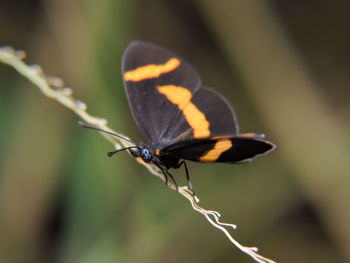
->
[124,58,180,82]
[199,139,232,162]
[157,85,210,138]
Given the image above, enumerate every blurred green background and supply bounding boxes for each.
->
[0,0,349,263]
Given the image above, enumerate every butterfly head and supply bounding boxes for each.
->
[139,146,153,163]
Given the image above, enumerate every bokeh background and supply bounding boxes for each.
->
[0,0,349,262]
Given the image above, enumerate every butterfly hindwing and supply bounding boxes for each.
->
[161,135,275,164]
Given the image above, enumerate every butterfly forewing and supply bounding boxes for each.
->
[122,40,202,147]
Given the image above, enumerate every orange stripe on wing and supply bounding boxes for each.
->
[199,139,232,162]
[157,85,210,138]
[124,58,180,82]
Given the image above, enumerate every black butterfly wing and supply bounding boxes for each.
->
[122,40,201,146]
[161,135,276,164]
[122,41,239,149]
[190,86,239,137]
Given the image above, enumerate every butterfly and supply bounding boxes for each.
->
[79,40,276,194]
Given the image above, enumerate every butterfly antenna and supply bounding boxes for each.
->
[78,121,133,143]
[107,146,140,157]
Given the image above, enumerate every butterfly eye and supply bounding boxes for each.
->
[141,148,152,163]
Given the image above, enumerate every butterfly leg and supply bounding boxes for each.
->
[176,161,196,197]
[154,162,179,192]
[164,168,179,192]
[153,163,169,186]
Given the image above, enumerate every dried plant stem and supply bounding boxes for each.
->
[0,46,276,263]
